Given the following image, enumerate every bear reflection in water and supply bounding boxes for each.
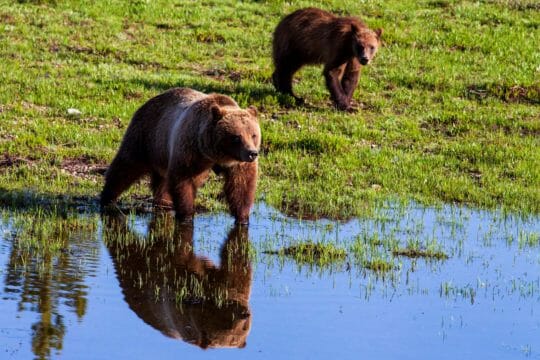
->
[103,214,252,349]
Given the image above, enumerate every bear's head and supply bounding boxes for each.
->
[209,104,261,166]
[351,25,382,66]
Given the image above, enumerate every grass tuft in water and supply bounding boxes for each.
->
[517,231,540,249]
[6,209,97,256]
[362,259,395,273]
[264,242,347,267]
[392,238,448,260]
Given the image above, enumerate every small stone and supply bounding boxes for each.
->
[67,108,82,116]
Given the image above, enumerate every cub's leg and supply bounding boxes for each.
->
[223,162,258,225]
[100,157,148,207]
[272,57,304,104]
[341,59,361,104]
[323,63,349,110]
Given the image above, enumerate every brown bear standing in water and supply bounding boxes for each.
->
[100,88,261,224]
[272,8,383,111]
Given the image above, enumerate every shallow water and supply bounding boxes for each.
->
[0,202,539,359]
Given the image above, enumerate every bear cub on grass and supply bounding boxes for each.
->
[100,88,261,225]
[272,7,382,111]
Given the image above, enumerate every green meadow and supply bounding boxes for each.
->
[0,0,538,218]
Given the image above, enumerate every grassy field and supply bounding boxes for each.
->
[0,0,538,218]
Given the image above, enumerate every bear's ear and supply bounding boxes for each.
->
[247,105,257,117]
[351,23,361,35]
[375,28,383,40]
[211,104,224,122]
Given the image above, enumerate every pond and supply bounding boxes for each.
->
[0,202,539,359]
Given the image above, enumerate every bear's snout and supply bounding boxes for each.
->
[242,150,258,162]
[359,57,369,65]
[248,151,258,161]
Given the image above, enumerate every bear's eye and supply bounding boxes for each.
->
[252,134,257,140]
[232,135,242,144]
[369,45,375,52]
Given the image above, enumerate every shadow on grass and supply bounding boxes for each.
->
[95,76,319,109]
[0,186,363,222]
[99,76,275,101]
[0,187,216,218]
[0,187,153,215]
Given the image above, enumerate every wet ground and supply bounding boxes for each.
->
[0,202,539,359]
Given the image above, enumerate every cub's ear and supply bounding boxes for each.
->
[247,105,257,117]
[351,23,361,34]
[211,104,224,122]
[375,28,383,39]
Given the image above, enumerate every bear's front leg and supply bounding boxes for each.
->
[168,162,211,222]
[341,59,361,104]
[223,162,258,225]
[323,64,350,111]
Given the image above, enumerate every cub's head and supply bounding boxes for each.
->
[210,104,261,165]
[351,24,382,66]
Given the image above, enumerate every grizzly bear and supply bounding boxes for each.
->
[100,88,261,224]
[272,7,383,111]
[104,214,252,349]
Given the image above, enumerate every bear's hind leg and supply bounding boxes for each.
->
[223,162,258,225]
[100,157,148,208]
[272,58,304,105]
[151,172,173,210]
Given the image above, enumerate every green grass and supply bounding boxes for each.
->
[4,209,98,256]
[392,237,449,259]
[264,241,347,267]
[392,247,448,260]
[362,259,395,273]
[0,0,539,218]
[517,230,540,248]
[350,232,399,272]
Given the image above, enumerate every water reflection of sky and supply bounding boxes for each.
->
[1,202,539,359]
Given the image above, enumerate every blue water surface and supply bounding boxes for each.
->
[0,202,539,359]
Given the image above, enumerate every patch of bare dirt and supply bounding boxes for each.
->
[0,153,33,168]
[0,153,108,180]
[0,13,16,24]
[21,101,49,113]
[60,156,108,180]
[467,83,540,104]
[203,69,242,82]
[196,32,226,44]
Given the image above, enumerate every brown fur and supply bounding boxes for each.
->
[100,88,261,224]
[272,8,383,110]
[104,214,252,349]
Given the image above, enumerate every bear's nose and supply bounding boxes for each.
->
[360,57,369,65]
[248,151,258,161]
